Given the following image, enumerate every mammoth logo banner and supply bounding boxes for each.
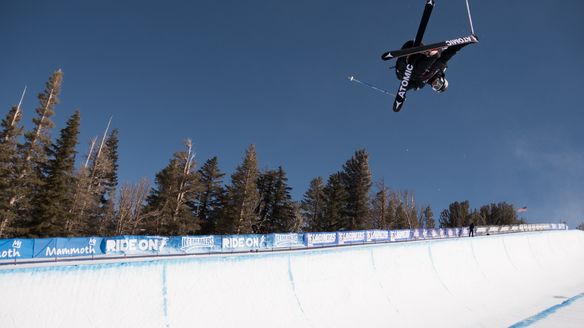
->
[0,239,33,259]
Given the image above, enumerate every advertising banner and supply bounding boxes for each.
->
[102,236,169,256]
[412,229,426,240]
[366,230,390,242]
[305,232,337,247]
[499,226,510,233]
[40,237,103,258]
[390,229,412,242]
[476,227,488,235]
[168,235,222,254]
[337,231,366,245]
[0,238,34,260]
[221,234,268,251]
[427,229,438,239]
[269,233,305,249]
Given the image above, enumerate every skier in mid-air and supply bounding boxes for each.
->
[394,38,475,94]
[380,0,479,112]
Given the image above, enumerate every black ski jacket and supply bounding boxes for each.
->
[395,40,468,90]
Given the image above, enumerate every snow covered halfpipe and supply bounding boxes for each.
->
[1,230,583,327]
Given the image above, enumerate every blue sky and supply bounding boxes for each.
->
[1,0,583,227]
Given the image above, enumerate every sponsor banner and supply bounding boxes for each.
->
[167,235,222,254]
[460,228,469,236]
[366,230,390,242]
[510,225,520,232]
[437,229,446,238]
[412,229,426,240]
[102,236,169,256]
[269,233,304,249]
[221,234,268,251]
[499,226,511,233]
[305,232,337,247]
[40,237,102,258]
[427,229,438,239]
[337,231,366,245]
[445,229,456,238]
[390,229,412,242]
[476,227,488,235]
[33,238,56,258]
[0,238,34,260]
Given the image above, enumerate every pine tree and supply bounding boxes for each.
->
[439,200,471,227]
[479,202,518,225]
[257,167,296,233]
[143,139,201,235]
[31,110,80,237]
[322,172,349,231]
[67,122,119,235]
[218,145,260,234]
[419,205,435,229]
[0,104,24,237]
[341,149,372,230]
[16,70,63,227]
[301,177,326,232]
[93,128,119,235]
[394,203,409,229]
[371,179,392,229]
[194,156,225,234]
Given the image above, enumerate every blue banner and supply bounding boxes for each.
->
[337,231,366,245]
[366,230,390,242]
[46,237,102,258]
[101,236,169,256]
[390,229,413,242]
[168,235,222,254]
[305,232,337,247]
[0,238,34,260]
[221,234,268,251]
[0,223,564,262]
[269,233,305,249]
[33,238,56,258]
[412,229,427,240]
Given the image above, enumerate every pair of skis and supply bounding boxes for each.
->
[383,0,478,112]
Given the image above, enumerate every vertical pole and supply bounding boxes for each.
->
[465,0,476,35]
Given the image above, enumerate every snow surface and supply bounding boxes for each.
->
[0,230,583,328]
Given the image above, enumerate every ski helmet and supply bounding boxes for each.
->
[431,76,448,93]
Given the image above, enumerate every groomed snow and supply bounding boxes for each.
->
[0,230,583,327]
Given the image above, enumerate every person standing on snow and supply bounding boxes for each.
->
[469,222,475,237]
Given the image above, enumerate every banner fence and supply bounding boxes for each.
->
[0,223,568,263]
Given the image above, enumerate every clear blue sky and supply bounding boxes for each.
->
[1,0,583,227]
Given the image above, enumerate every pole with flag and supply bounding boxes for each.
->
[518,206,528,223]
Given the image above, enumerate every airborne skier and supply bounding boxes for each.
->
[394,35,477,94]
[381,0,478,112]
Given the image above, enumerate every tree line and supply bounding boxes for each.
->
[0,70,525,238]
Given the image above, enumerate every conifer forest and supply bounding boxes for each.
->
[0,70,525,238]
